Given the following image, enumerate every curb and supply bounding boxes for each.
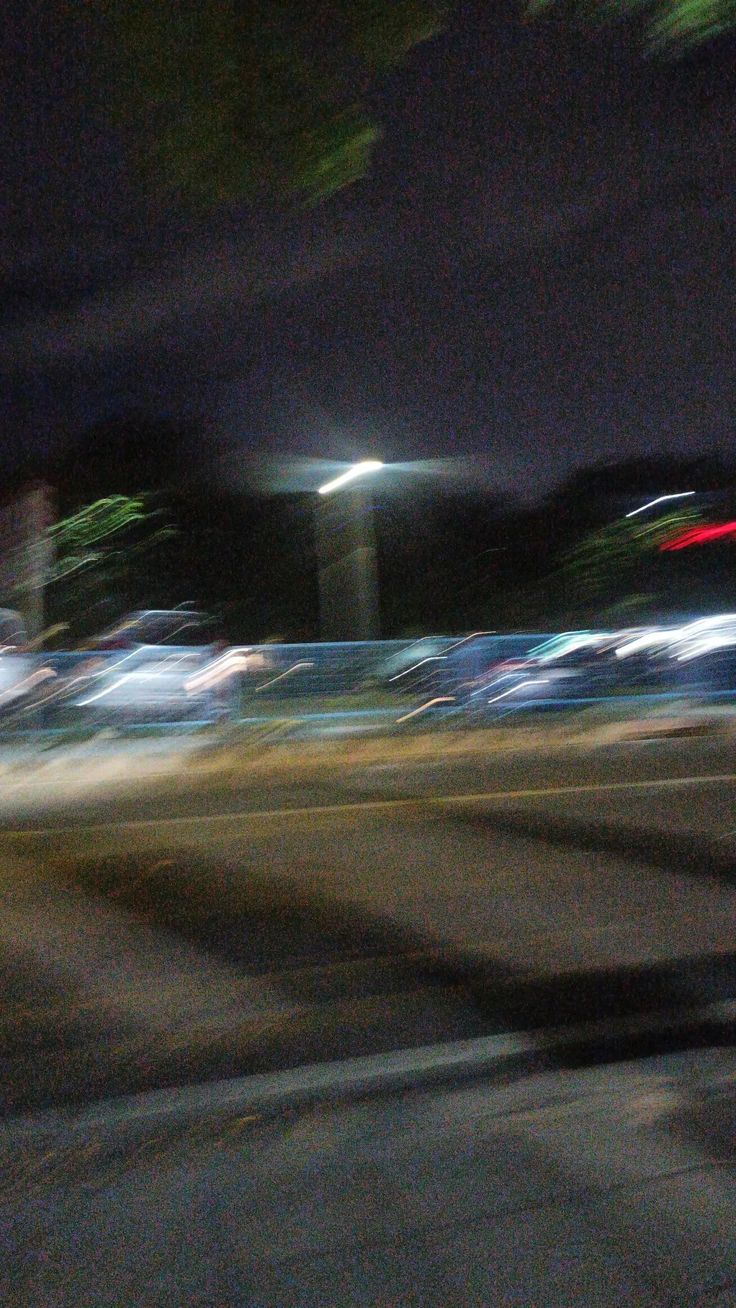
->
[3,998,736,1192]
[0,1033,536,1161]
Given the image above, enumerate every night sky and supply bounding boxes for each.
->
[4,0,736,500]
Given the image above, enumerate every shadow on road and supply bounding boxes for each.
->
[0,843,732,1117]
[442,803,736,884]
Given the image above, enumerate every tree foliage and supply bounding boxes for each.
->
[559,507,703,610]
[47,495,177,639]
[101,0,447,205]
[527,0,736,53]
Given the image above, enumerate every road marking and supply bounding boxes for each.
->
[3,771,736,839]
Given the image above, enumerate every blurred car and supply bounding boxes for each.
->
[616,616,736,693]
[373,637,456,697]
[85,608,218,650]
[54,609,236,723]
[0,609,54,717]
[464,641,621,711]
[661,616,736,693]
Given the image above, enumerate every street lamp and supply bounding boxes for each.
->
[314,461,384,642]
[318,460,384,496]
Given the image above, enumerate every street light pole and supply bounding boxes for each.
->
[315,462,383,642]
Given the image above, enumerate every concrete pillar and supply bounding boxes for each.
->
[315,483,380,641]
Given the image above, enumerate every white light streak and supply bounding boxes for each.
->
[442,631,495,651]
[77,676,132,706]
[318,461,384,496]
[487,679,549,705]
[0,666,56,703]
[625,492,695,518]
[254,661,314,691]
[186,651,249,693]
[389,656,446,682]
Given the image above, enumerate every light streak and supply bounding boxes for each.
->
[660,521,736,550]
[0,666,56,703]
[254,661,314,691]
[75,652,200,705]
[77,676,132,706]
[487,679,549,704]
[615,631,672,657]
[186,651,250,693]
[470,671,522,697]
[318,461,383,496]
[626,491,695,518]
[388,656,446,681]
[442,631,495,651]
[395,696,455,724]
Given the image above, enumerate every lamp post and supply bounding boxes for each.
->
[315,461,383,641]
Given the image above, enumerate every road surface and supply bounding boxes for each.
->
[5,1048,736,1306]
[2,735,736,1114]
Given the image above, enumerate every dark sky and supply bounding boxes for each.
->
[4,0,736,499]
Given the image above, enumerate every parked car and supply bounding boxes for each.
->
[0,610,52,717]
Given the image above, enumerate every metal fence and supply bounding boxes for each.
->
[0,634,553,735]
[2,629,734,738]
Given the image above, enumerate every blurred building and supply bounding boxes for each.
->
[0,481,55,639]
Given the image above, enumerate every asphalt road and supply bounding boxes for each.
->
[7,1049,736,1306]
[3,731,736,831]
[2,735,736,1115]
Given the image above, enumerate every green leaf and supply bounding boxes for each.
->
[527,0,736,52]
[97,0,446,204]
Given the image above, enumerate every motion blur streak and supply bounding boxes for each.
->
[660,521,736,549]
[616,615,736,660]
[317,461,384,495]
[76,652,197,706]
[395,696,455,723]
[389,656,446,681]
[254,661,315,691]
[185,651,250,693]
[527,632,610,661]
[625,491,695,517]
[488,679,549,704]
[443,632,495,650]
[77,676,133,706]
[615,631,672,657]
[0,666,55,703]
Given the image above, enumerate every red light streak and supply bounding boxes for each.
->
[660,521,736,551]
